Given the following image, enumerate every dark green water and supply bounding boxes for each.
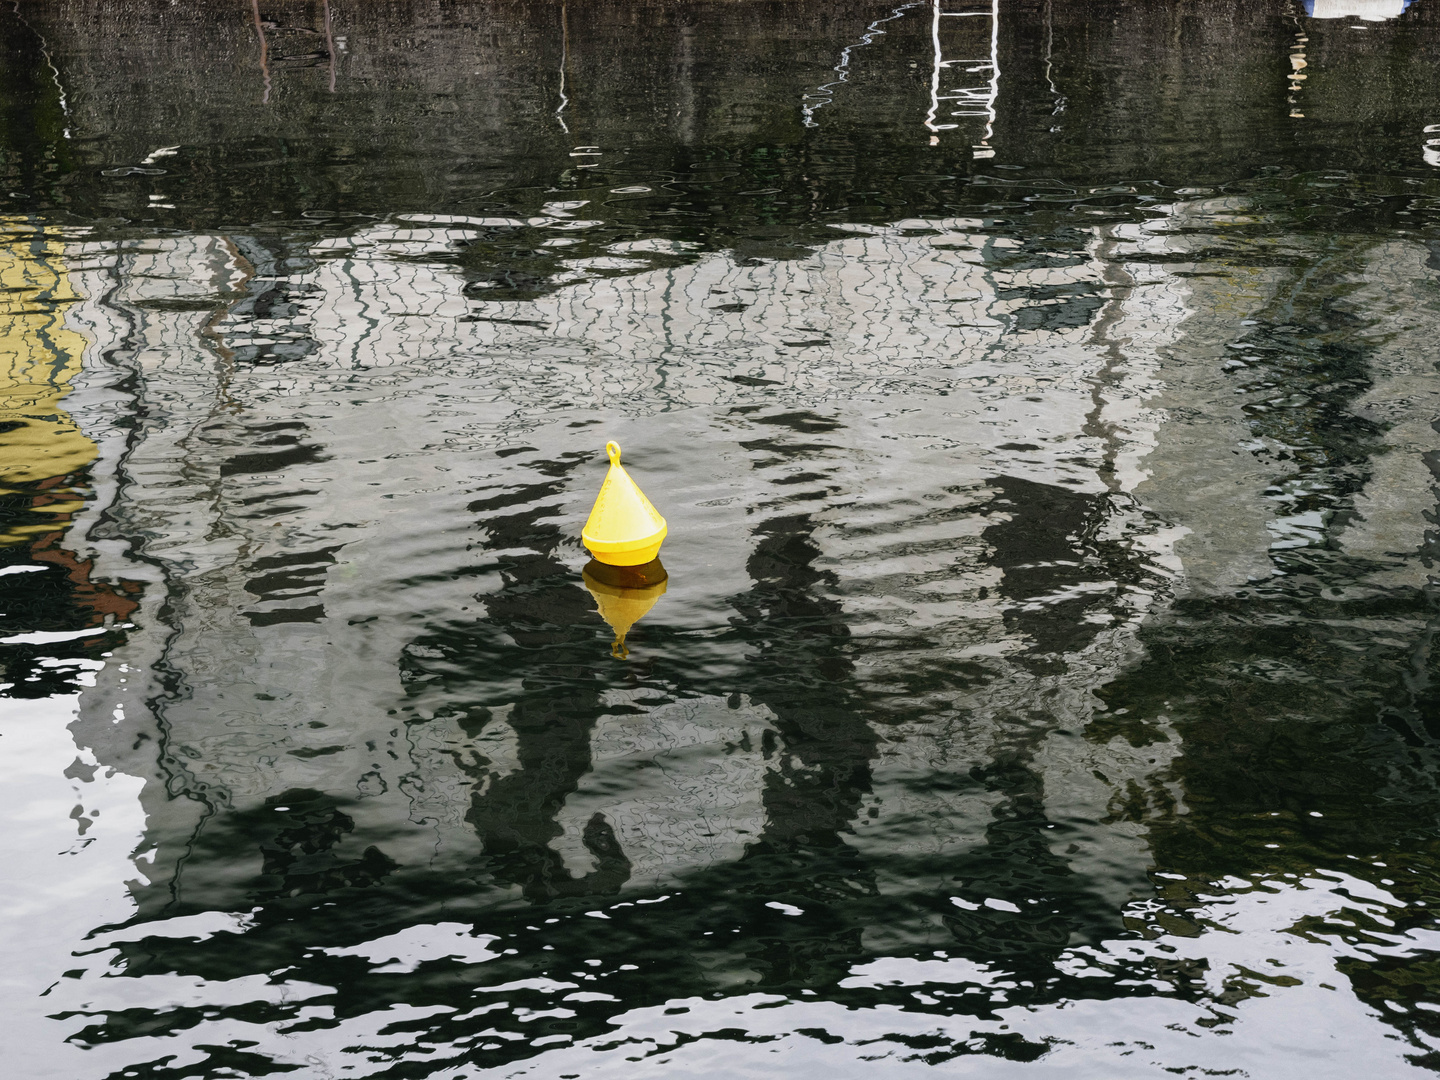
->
[3,1,1440,1076]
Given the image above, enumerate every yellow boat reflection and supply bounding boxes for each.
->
[0,216,97,546]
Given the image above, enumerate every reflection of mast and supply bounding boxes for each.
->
[925,0,1000,157]
[6,2,73,140]
[248,1,343,103]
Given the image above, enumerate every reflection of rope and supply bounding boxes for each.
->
[251,0,272,105]
[555,1,571,134]
[801,2,923,129]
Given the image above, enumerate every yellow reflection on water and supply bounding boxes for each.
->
[0,217,96,545]
[582,558,668,659]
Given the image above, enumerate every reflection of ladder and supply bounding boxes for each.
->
[925,0,1000,157]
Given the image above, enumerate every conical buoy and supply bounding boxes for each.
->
[582,558,668,658]
[582,441,667,566]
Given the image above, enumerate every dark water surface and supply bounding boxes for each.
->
[4,0,1440,1076]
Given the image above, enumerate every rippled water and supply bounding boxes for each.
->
[4,1,1440,1076]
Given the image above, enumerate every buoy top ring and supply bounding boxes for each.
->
[606,440,622,466]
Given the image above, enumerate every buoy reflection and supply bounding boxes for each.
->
[582,558,668,658]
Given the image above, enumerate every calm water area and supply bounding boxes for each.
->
[4,0,1440,1076]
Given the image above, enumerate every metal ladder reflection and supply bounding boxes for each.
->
[925,0,1000,157]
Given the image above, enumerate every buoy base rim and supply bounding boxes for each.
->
[582,524,667,566]
[586,539,664,566]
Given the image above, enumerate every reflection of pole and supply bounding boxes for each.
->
[322,0,337,94]
[731,512,876,855]
[555,1,570,134]
[981,0,999,156]
[924,0,999,157]
[251,0,271,105]
[924,0,944,142]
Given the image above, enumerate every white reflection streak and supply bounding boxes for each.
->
[800,2,922,129]
[982,0,1000,154]
[9,1,73,138]
[1044,0,1065,120]
[555,1,570,135]
[924,0,1000,157]
[494,874,1427,1078]
[925,0,945,136]
[1425,123,1440,167]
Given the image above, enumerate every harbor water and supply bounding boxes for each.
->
[3,1,1440,1076]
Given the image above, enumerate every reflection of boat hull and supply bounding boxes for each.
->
[0,219,98,544]
[1303,0,1411,18]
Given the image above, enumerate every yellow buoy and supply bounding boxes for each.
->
[581,441,667,566]
[582,558,668,658]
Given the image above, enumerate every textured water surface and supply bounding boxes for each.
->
[4,1,1440,1077]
